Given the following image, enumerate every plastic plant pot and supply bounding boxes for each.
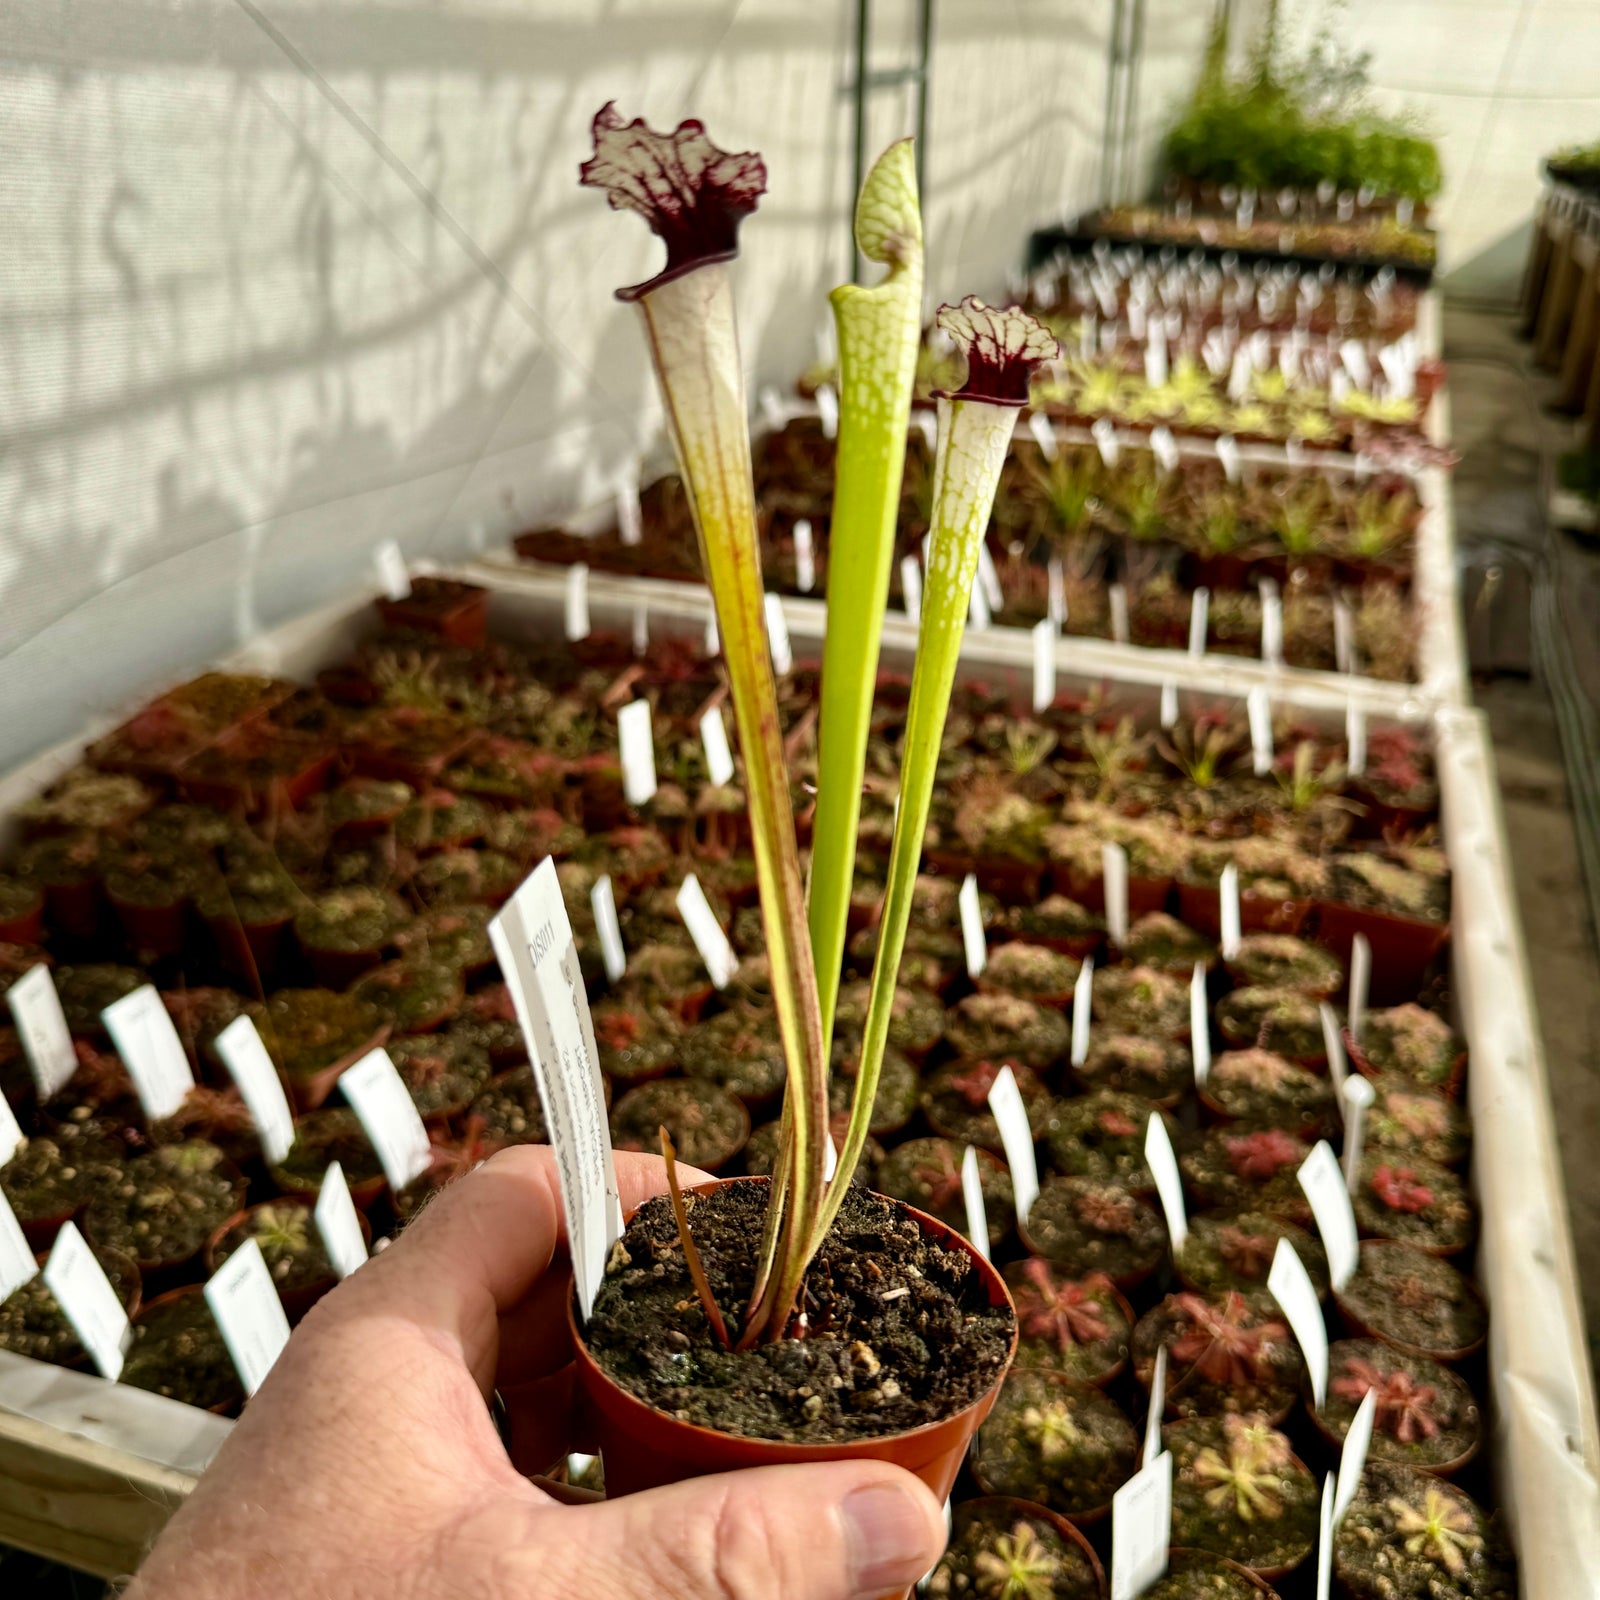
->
[202,906,294,985]
[929,1496,1106,1599]
[1174,881,1312,940]
[1316,901,1450,1004]
[567,1178,1016,1509]
[205,1198,370,1324]
[122,1285,245,1416]
[1157,1550,1284,1596]
[1059,864,1173,920]
[375,577,490,648]
[0,879,45,945]
[2,1245,142,1370]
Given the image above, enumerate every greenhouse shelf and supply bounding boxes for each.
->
[0,568,1594,1589]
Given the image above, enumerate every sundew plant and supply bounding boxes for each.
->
[582,105,1056,1343]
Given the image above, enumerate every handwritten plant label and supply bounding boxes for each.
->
[1032,618,1057,714]
[1341,1075,1375,1195]
[1188,586,1210,657]
[1268,1237,1329,1404]
[1260,578,1283,666]
[1102,842,1130,947]
[793,519,815,593]
[703,604,719,657]
[900,554,923,622]
[1144,1113,1187,1252]
[7,964,77,1100]
[45,1222,131,1380]
[958,874,987,980]
[340,1048,432,1194]
[1216,434,1241,483]
[1071,957,1094,1067]
[564,563,591,642]
[1298,1140,1360,1291]
[616,699,658,807]
[1091,417,1119,469]
[987,1064,1039,1225]
[215,1015,295,1167]
[1247,686,1273,775]
[373,539,410,600]
[489,860,621,1320]
[699,705,736,789]
[1027,410,1059,461]
[1219,864,1242,959]
[1047,557,1066,626]
[1334,1388,1377,1529]
[102,985,195,1122]
[205,1237,292,1397]
[314,1162,369,1280]
[1348,932,1371,1043]
[616,474,643,546]
[1346,703,1367,778]
[0,1187,38,1304]
[1190,962,1211,1085]
[1150,425,1178,473]
[1317,1473,1336,1600]
[0,1090,22,1168]
[1110,1449,1172,1600]
[630,601,649,657]
[1109,583,1129,644]
[976,543,1005,615]
[1321,1002,1349,1096]
[968,580,992,631]
[960,1144,989,1262]
[591,874,627,985]
[677,874,737,990]
[815,382,839,439]
[1160,680,1178,729]
[764,592,794,675]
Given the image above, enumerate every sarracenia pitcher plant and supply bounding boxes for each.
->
[582,104,1057,1343]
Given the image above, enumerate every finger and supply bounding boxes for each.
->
[489,1460,946,1600]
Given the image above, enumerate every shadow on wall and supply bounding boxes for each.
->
[1444,220,1537,310]
[0,0,1110,771]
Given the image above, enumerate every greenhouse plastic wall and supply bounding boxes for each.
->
[0,0,1215,774]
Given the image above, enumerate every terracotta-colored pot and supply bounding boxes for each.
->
[375,578,490,648]
[102,1157,247,1294]
[302,942,389,990]
[31,1244,142,1370]
[1307,1392,1479,1480]
[129,1285,245,1416]
[568,1177,1016,1510]
[1166,1549,1282,1595]
[952,1498,1107,1597]
[1061,866,1173,920]
[204,1199,371,1324]
[1344,1027,1467,1103]
[1176,881,1313,940]
[1316,901,1449,1004]
[107,889,189,961]
[1332,1263,1488,1366]
[0,890,45,945]
[203,909,293,984]
[42,878,103,941]
[282,1026,390,1114]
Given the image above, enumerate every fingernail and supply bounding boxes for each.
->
[840,1481,940,1599]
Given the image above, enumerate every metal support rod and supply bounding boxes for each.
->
[915,0,933,204]
[851,0,870,282]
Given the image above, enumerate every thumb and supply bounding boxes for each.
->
[525,1460,946,1600]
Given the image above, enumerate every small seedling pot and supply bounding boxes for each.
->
[1166,1549,1282,1596]
[375,578,490,648]
[567,1177,1015,1508]
[1343,1027,1467,1103]
[1059,865,1173,921]
[106,888,189,962]
[204,1199,370,1324]
[1176,881,1312,939]
[204,909,293,985]
[42,878,104,941]
[1316,902,1449,1004]
[25,1245,142,1370]
[0,886,45,945]
[955,1497,1107,1597]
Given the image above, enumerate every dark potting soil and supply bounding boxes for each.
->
[1145,1550,1274,1598]
[122,1293,244,1412]
[1176,1213,1329,1300]
[584,1182,1014,1444]
[1336,1243,1488,1360]
[923,1498,1102,1599]
[1042,1091,1172,1190]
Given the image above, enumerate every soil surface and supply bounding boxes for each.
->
[584,1181,1014,1443]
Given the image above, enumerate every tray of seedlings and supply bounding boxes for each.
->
[0,561,1591,1590]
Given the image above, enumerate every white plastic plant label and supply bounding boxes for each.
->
[1071,957,1094,1068]
[913,409,937,451]
[373,539,410,600]
[1298,1140,1360,1291]
[1340,340,1372,391]
[616,699,658,808]
[205,1237,291,1397]
[987,1064,1039,1226]
[1217,434,1241,486]
[341,1049,431,1193]
[1247,686,1273,776]
[1110,1449,1172,1600]
[1342,1075,1375,1194]
[314,1162,369,1281]
[764,592,794,675]
[968,580,992,631]
[1160,680,1178,730]
[45,1222,131,1380]
[793,519,815,593]
[0,1188,37,1304]
[1150,425,1178,473]
[958,874,987,980]
[215,1015,296,1168]
[1091,417,1119,469]
[1321,1002,1349,1096]
[900,554,922,623]
[1190,962,1211,1085]
[489,860,622,1321]
[1143,1343,1168,1465]
[1109,583,1129,645]
[1047,557,1066,627]
[616,474,643,546]
[7,964,77,1100]
[1346,703,1367,778]
[1144,328,1169,389]
[564,563,591,642]
[631,601,649,657]
[815,382,839,439]
[1333,602,1354,674]
[591,874,627,985]
[960,1144,989,1262]
[703,605,719,658]
[102,985,195,1122]
[1317,1473,1336,1600]
[1027,410,1059,461]
[1143,1113,1187,1252]
[699,705,736,788]
[1334,1389,1377,1529]
[1227,347,1252,402]
[1268,1237,1329,1404]
[976,543,1004,614]
[1102,842,1130,947]
[1348,932,1371,1044]
[1187,586,1209,658]
[1260,578,1283,666]
[1032,618,1057,715]
[0,1091,22,1168]
[1219,863,1242,959]
[676,875,737,990]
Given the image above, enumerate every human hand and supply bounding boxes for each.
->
[125,1145,947,1600]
